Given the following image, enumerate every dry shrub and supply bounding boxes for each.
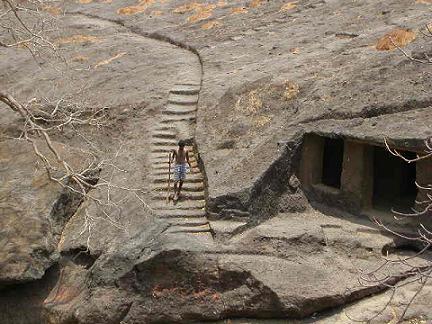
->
[284,80,299,100]
[235,88,263,114]
[376,28,416,51]
[253,115,272,128]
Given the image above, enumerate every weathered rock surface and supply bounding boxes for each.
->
[1,0,432,323]
[0,139,87,287]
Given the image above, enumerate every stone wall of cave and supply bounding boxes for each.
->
[298,134,432,227]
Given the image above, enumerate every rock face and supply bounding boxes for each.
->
[0,140,87,287]
[1,0,432,323]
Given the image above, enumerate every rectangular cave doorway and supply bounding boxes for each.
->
[321,137,344,189]
[372,146,417,213]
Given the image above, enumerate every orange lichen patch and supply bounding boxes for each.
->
[416,0,432,3]
[78,0,93,3]
[174,2,218,24]
[186,4,216,23]
[173,2,201,14]
[376,29,416,51]
[290,47,300,54]
[42,5,62,15]
[217,0,226,7]
[280,1,297,11]
[56,34,100,45]
[118,5,146,15]
[117,0,155,15]
[201,20,222,30]
[150,10,164,16]
[94,52,127,68]
[249,0,263,8]
[71,55,89,62]
[231,7,248,14]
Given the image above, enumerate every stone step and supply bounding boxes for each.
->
[152,191,205,201]
[150,157,197,165]
[152,135,176,141]
[152,182,204,191]
[158,209,207,218]
[166,224,211,234]
[168,93,199,104]
[166,102,198,112]
[151,169,202,176]
[151,149,195,159]
[153,125,177,132]
[151,162,199,170]
[151,151,196,159]
[151,139,178,146]
[150,157,198,165]
[152,200,205,210]
[166,217,209,227]
[162,108,197,116]
[159,115,196,123]
[151,145,194,153]
[152,187,204,194]
[151,176,203,184]
[170,84,201,95]
[151,144,193,150]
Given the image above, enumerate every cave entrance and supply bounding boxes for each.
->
[321,138,344,189]
[372,146,417,213]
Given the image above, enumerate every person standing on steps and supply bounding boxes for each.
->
[170,140,192,202]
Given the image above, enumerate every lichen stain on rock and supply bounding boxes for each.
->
[280,1,297,12]
[150,10,164,16]
[94,52,127,69]
[376,29,416,51]
[201,20,222,30]
[174,1,228,24]
[234,81,299,115]
[416,0,432,3]
[187,4,217,23]
[249,0,264,8]
[117,0,156,15]
[56,35,101,46]
[231,7,248,15]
